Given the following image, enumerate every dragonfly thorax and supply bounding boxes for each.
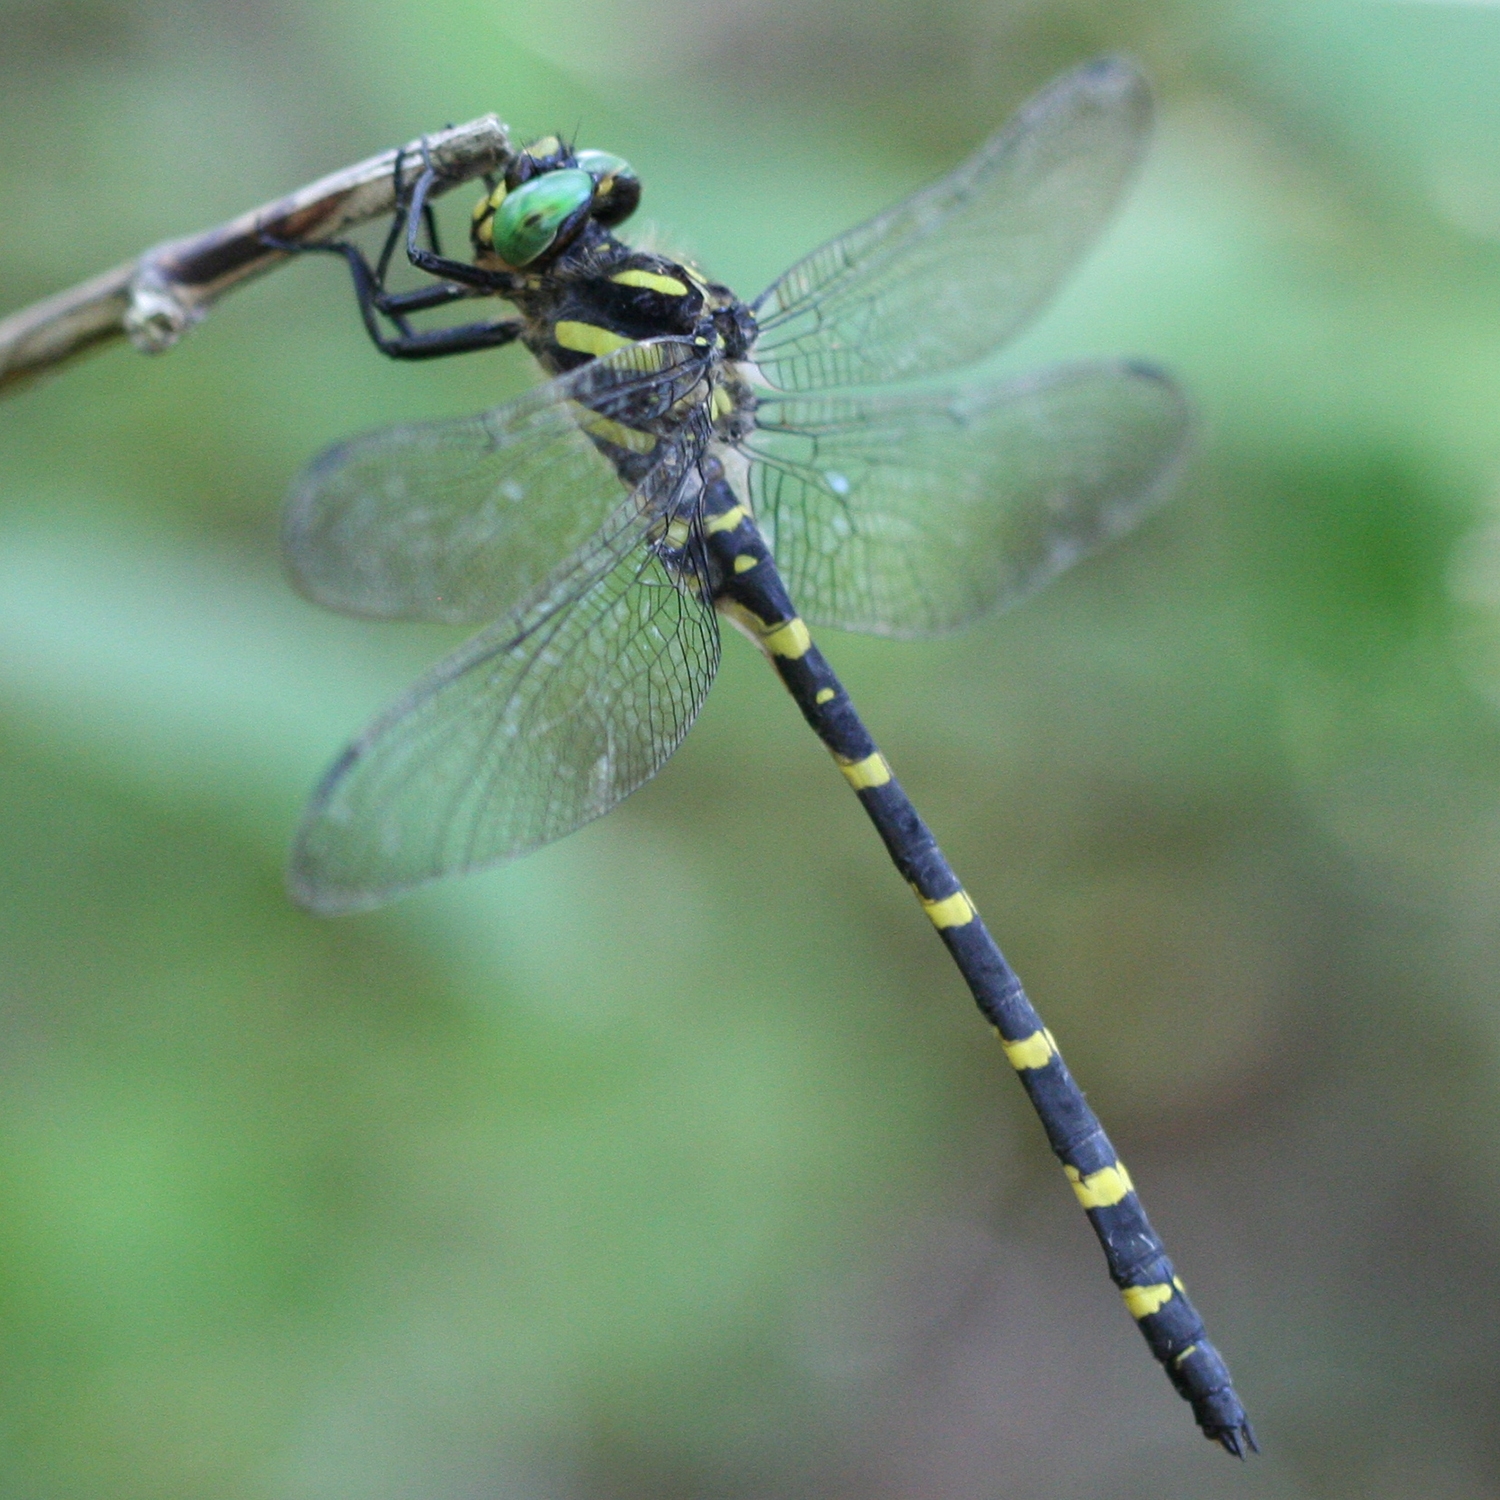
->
[506,239,751,380]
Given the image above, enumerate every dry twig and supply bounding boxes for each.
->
[0,115,514,397]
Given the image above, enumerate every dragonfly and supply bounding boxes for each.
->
[277,57,1254,1455]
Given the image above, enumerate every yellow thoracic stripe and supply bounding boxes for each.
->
[835,752,892,790]
[556,321,633,357]
[921,889,976,929]
[1000,1028,1056,1070]
[703,505,747,535]
[1122,1282,1176,1319]
[1064,1161,1135,1210]
[573,407,657,454]
[611,268,689,296]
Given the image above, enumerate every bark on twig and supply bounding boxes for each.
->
[0,115,514,397]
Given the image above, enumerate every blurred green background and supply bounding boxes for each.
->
[4,0,1500,1494]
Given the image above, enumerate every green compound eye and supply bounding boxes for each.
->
[576,149,641,228]
[490,168,593,266]
[576,148,633,181]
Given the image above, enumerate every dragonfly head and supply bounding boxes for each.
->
[470,138,641,270]
[573,149,641,227]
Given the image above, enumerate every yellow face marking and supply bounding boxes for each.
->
[732,554,758,574]
[572,407,657,455]
[1122,1283,1175,1319]
[761,618,812,659]
[471,192,498,247]
[835,752,892,791]
[921,890,977,929]
[611,268,689,296]
[703,505,747,535]
[556,321,633,358]
[474,183,506,219]
[815,688,836,705]
[1064,1162,1135,1210]
[1000,1028,1056,1071]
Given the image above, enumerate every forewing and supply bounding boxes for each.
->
[743,361,1190,638]
[290,498,720,913]
[750,59,1150,392]
[284,338,708,624]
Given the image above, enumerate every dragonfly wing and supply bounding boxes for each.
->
[290,479,720,913]
[284,338,709,624]
[743,361,1190,638]
[749,58,1150,392]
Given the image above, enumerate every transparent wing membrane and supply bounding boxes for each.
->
[284,339,709,625]
[290,499,720,913]
[749,59,1151,392]
[745,362,1190,638]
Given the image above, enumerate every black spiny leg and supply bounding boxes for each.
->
[261,145,524,361]
[402,138,511,291]
[317,237,524,361]
[698,468,1256,1458]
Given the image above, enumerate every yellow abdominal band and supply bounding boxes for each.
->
[759,618,811,658]
[1064,1161,1135,1209]
[999,1028,1056,1070]
[920,889,977,929]
[717,598,812,660]
[703,505,748,535]
[835,752,891,790]
[1122,1282,1176,1319]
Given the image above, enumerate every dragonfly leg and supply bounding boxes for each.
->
[258,232,524,361]
[379,145,445,269]
[698,468,1255,1457]
[402,137,515,291]
[371,146,417,289]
